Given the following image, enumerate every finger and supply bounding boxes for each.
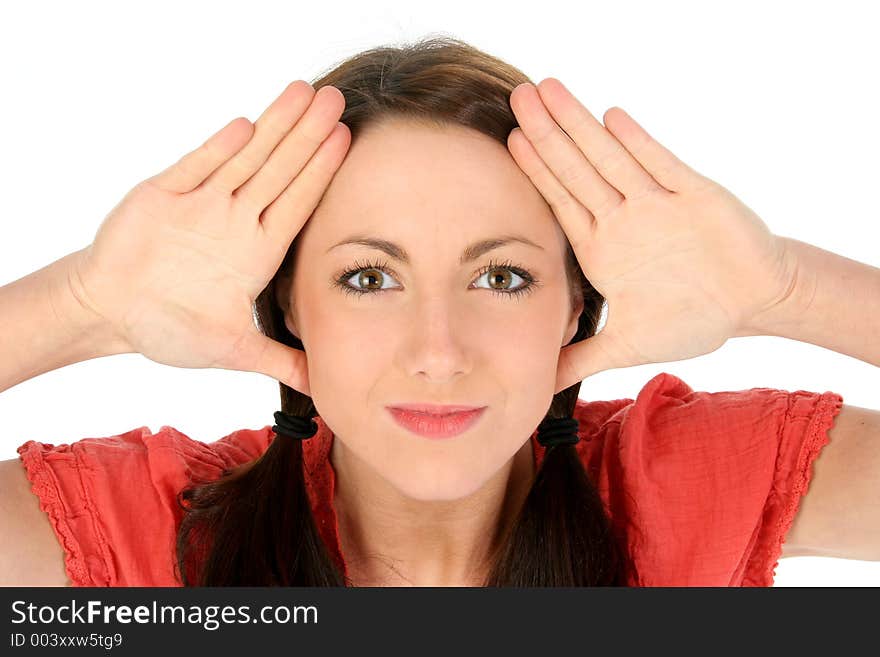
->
[148,117,253,194]
[203,80,317,196]
[511,82,623,218]
[260,120,351,246]
[554,332,621,393]
[222,328,312,396]
[235,84,346,213]
[602,106,705,193]
[535,78,667,201]
[507,127,595,254]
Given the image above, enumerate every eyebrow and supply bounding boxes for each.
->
[325,234,545,265]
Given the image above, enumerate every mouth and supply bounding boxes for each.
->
[385,405,487,440]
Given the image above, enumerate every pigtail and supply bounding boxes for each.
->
[174,423,345,586]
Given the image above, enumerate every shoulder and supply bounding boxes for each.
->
[10,424,272,586]
[0,457,70,585]
[573,371,844,586]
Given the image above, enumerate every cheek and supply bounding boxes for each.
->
[494,294,568,373]
[496,316,561,437]
[302,312,383,463]
[301,301,391,401]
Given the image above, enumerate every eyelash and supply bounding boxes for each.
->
[332,257,541,300]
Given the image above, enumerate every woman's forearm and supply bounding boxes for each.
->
[738,236,880,367]
[0,249,133,394]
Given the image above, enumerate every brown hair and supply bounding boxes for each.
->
[174,35,633,586]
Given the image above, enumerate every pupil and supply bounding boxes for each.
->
[360,270,380,288]
[491,270,509,288]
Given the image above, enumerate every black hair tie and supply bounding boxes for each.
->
[536,416,580,448]
[272,411,319,440]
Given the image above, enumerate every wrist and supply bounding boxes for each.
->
[51,249,134,357]
[735,236,816,338]
[0,250,133,394]
[736,236,880,367]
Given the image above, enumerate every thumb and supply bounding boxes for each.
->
[554,332,624,394]
[221,329,311,396]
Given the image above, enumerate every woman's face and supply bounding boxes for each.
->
[283,116,583,501]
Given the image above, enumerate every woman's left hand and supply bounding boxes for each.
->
[508,78,801,393]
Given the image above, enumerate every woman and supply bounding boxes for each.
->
[1,36,877,587]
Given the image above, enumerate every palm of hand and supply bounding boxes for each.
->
[74,182,271,371]
[581,181,792,373]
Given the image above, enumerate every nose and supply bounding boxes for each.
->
[401,298,473,382]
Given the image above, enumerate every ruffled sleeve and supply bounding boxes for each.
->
[587,372,844,586]
[16,425,234,586]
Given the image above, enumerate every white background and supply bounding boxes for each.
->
[0,0,877,585]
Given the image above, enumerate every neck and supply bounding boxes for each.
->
[329,436,535,587]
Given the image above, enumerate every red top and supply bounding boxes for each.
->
[16,372,843,587]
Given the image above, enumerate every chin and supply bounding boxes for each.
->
[389,469,486,503]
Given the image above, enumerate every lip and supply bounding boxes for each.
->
[388,403,484,414]
[386,405,487,440]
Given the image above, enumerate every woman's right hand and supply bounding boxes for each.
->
[68,81,350,396]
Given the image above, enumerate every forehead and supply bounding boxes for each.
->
[305,117,566,251]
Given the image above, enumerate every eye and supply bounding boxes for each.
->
[332,257,541,299]
[334,258,403,296]
[472,259,538,299]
